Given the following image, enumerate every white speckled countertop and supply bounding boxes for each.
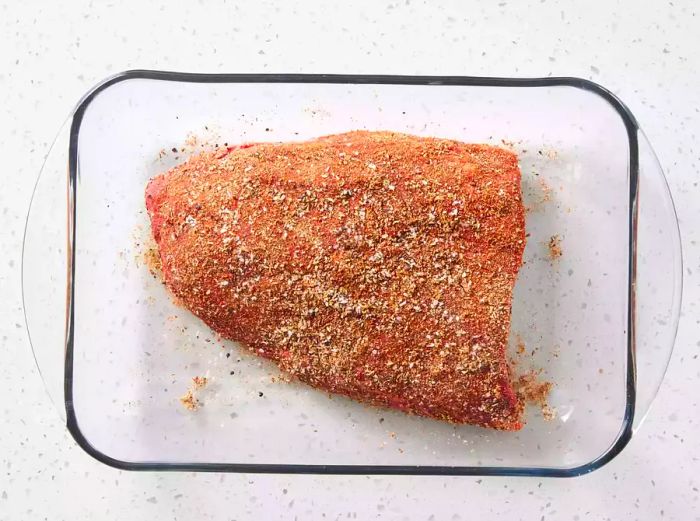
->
[1,1,698,519]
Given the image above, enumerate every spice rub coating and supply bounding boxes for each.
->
[146,131,526,430]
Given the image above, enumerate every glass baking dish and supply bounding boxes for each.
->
[22,71,682,476]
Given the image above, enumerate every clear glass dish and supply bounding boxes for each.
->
[22,71,682,476]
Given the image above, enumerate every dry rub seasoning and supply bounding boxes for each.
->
[147,131,527,430]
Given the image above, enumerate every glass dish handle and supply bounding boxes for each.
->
[632,130,683,430]
[22,120,70,420]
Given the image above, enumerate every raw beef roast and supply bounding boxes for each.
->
[146,131,526,429]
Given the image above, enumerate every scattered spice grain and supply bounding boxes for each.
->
[548,235,563,260]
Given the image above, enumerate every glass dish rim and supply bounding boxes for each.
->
[64,70,639,477]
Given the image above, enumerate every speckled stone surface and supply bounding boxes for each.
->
[1,1,698,519]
